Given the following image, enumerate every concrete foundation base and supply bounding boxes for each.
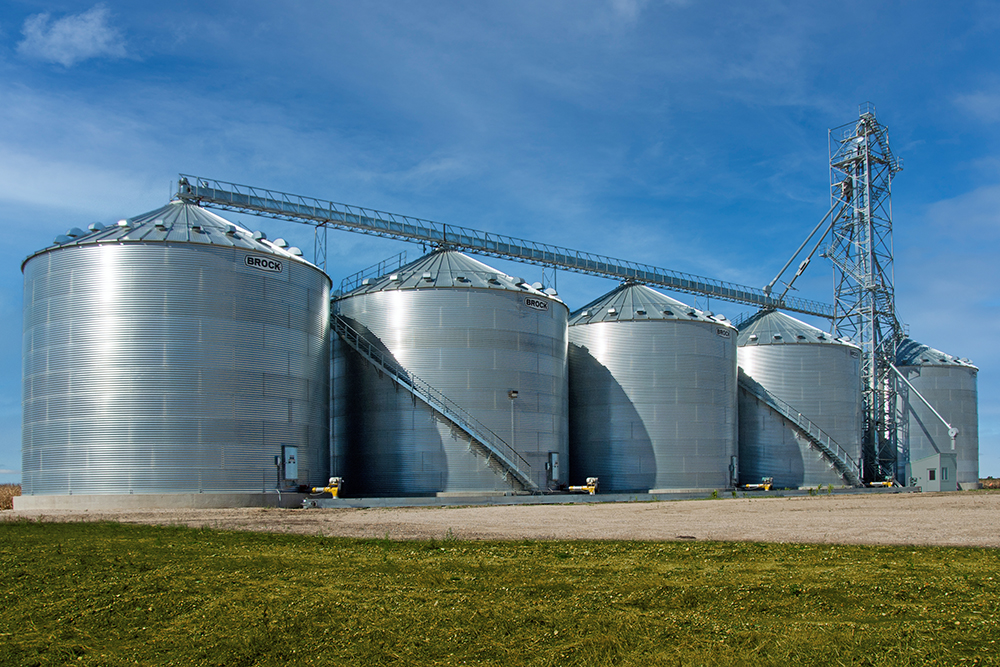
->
[13,492,307,511]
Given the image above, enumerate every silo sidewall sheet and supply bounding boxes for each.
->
[334,288,568,495]
[897,365,978,487]
[21,243,330,495]
[737,343,861,487]
[568,319,737,491]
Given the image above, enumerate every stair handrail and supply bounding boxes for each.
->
[332,314,536,490]
[738,371,863,486]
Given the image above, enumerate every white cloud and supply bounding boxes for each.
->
[17,4,126,67]
[955,90,1000,123]
[0,469,19,475]
[610,0,651,21]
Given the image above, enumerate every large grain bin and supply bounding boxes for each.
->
[19,201,330,508]
[896,338,979,489]
[737,309,862,488]
[332,249,568,496]
[568,283,738,492]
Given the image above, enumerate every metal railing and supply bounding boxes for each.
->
[176,175,835,318]
[332,314,537,491]
[338,251,408,295]
[738,371,863,487]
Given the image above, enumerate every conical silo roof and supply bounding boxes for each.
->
[24,200,315,270]
[569,282,729,325]
[737,309,855,348]
[896,338,977,369]
[341,248,559,299]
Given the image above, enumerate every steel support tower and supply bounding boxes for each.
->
[826,103,903,481]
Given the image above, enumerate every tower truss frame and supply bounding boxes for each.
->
[826,103,904,481]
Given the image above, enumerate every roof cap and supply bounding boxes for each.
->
[24,201,322,273]
[896,337,977,369]
[569,282,733,326]
[337,248,562,302]
[737,309,856,348]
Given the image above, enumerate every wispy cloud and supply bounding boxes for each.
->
[0,469,19,475]
[17,4,126,67]
[955,90,1000,124]
[610,0,651,22]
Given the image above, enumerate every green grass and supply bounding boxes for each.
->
[1,521,997,666]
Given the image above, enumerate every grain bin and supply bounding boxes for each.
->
[332,249,568,496]
[568,283,738,492]
[896,338,979,489]
[737,309,862,488]
[19,201,330,507]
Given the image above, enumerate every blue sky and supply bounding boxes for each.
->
[1,1,998,483]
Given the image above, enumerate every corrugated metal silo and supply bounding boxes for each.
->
[20,201,330,504]
[737,309,862,488]
[332,249,568,496]
[896,338,979,489]
[568,283,738,491]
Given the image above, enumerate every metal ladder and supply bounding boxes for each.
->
[738,371,864,487]
[332,314,538,492]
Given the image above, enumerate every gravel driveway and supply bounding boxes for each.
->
[5,491,999,547]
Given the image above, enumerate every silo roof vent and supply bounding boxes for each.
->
[896,337,977,369]
[736,309,858,349]
[569,282,731,328]
[336,249,559,303]
[24,201,321,274]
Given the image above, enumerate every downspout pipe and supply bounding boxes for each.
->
[890,363,959,451]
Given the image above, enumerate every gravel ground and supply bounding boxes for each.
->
[4,491,999,546]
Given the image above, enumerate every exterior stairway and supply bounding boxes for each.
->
[332,314,538,492]
[738,370,864,487]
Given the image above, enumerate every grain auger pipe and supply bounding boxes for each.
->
[743,477,773,491]
[310,477,344,498]
[889,363,959,451]
[568,477,599,495]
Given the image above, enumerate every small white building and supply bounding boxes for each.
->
[907,453,958,492]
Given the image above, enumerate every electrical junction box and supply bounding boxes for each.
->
[282,445,298,483]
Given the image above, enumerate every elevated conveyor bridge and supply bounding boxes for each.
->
[176,176,834,319]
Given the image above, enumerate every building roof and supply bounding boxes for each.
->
[569,282,732,326]
[737,309,857,348]
[896,337,977,369]
[338,248,561,301]
[23,200,318,271]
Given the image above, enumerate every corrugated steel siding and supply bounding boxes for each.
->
[897,365,979,488]
[21,242,330,495]
[568,319,738,491]
[738,344,862,487]
[332,287,569,495]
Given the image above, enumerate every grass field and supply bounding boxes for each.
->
[0,520,997,666]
